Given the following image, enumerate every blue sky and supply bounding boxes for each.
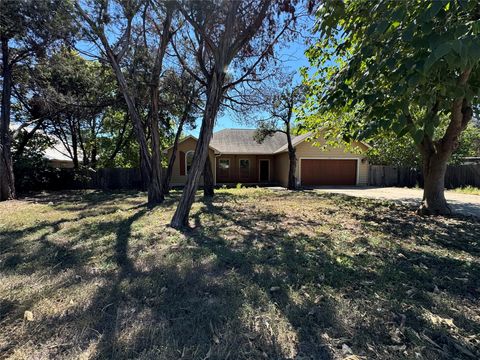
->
[74,14,313,138]
[189,39,310,137]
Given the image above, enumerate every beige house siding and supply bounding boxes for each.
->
[292,139,369,185]
[165,137,216,186]
[273,152,289,187]
[165,135,369,187]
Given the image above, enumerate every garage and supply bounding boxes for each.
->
[300,159,358,186]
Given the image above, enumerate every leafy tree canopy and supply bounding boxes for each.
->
[303,0,480,145]
[368,123,480,167]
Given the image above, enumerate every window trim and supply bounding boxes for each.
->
[185,150,194,175]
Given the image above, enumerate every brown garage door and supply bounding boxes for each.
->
[301,159,357,186]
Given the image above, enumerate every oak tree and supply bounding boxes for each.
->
[304,0,480,215]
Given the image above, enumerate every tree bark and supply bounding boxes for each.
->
[203,157,214,197]
[70,119,79,169]
[145,7,173,205]
[148,94,164,205]
[75,6,152,192]
[0,36,16,201]
[418,73,472,215]
[285,121,297,190]
[171,71,224,228]
[419,151,451,215]
[105,48,152,188]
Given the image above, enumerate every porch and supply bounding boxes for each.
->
[215,154,275,184]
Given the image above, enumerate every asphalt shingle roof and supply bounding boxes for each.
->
[210,129,309,154]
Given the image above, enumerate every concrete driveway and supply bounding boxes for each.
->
[312,186,480,218]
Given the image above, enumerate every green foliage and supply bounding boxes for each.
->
[0,0,75,49]
[303,0,480,145]
[28,49,124,167]
[12,130,58,191]
[368,122,480,167]
[254,81,306,143]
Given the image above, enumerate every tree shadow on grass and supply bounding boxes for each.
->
[180,195,480,359]
[70,204,308,359]
[0,219,88,275]
[2,190,479,359]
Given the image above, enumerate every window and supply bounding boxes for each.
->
[239,159,250,178]
[219,159,230,169]
[186,151,194,174]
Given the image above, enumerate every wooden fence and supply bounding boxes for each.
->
[368,164,480,188]
[43,168,144,191]
[24,165,480,191]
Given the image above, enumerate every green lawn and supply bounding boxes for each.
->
[0,189,479,359]
[453,186,480,196]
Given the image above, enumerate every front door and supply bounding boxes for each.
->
[259,160,269,182]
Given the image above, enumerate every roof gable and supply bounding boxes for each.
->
[166,129,369,155]
[210,129,289,154]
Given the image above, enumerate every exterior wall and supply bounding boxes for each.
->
[273,152,289,187]
[292,139,369,185]
[165,137,215,186]
[215,154,274,183]
[165,136,368,187]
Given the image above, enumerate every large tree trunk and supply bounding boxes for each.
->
[171,72,224,228]
[418,74,472,215]
[285,123,297,190]
[71,121,79,169]
[147,96,164,205]
[287,150,297,190]
[203,157,214,197]
[91,140,97,168]
[92,28,152,192]
[419,151,451,215]
[0,37,15,201]
[145,7,173,205]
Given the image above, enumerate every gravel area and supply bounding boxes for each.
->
[313,186,480,218]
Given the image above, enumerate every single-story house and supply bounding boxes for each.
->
[165,129,369,187]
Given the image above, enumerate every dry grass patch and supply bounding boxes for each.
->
[0,188,479,359]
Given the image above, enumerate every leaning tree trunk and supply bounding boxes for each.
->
[147,93,165,205]
[171,72,224,228]
[419,151,451,215]
[109,57,152,188]
[145,7,173,205]
[0,37,15,201]
[203,157,214,197]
